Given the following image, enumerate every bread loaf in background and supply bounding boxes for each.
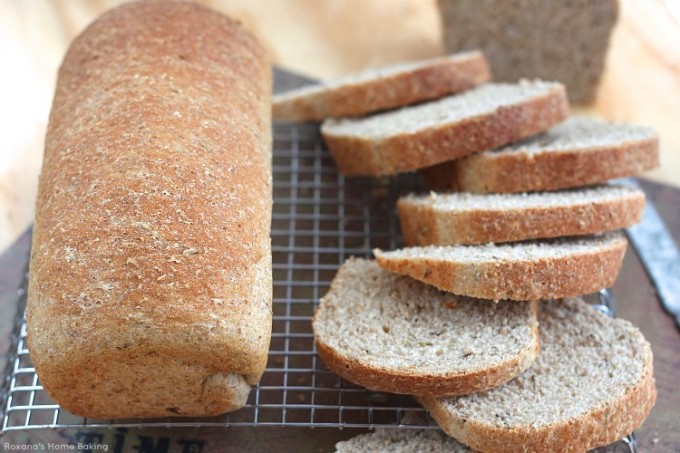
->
[26,0,272,418]
[438,0,619,104]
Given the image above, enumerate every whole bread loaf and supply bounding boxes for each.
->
[26,1,272,418]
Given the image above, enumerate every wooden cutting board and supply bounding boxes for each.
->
[0,0,678,254]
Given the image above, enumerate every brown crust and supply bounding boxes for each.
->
[322,83,569,176]
[313,302,539,397]
[398,189,645,246]
[26,1,272,418]
[273,51,491,121]
[419,330,657,452]
[424,136,660,193]
[375,235,628,301]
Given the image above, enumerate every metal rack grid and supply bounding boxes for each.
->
[0,121,637,451]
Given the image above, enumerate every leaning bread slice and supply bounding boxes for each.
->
[423,117,659,193]
[313,258,539,397]
[335,429,472,452]
[273,51,491,122]
[374,233,627,301]
[419,298,657,453]
[321,80,569,176]
[399,185,644,246]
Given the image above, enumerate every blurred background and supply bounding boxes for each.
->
[1,0,679,253]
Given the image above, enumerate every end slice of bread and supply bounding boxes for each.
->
[273,51,491,122]
[424,117,659,193]
[374,233,628,301]
[321,80,569,176]
[312,258,539,397]
[335,429,472,452]
[419,298,656,453]
[398,185,645,246]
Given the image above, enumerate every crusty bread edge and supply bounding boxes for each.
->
[424,134,659,193]
[418,334,656,452]
[321,82,569,176]
[312,301,539,397]
[33,350,253,419]
[397,189,645,246]
[374,234,628,301]
[273,51,491,121]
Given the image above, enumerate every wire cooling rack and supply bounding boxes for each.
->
[0,121,638,451]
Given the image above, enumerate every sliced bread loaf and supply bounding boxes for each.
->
[398,185,645,246]
[335,429,471,452]
[273,51,491,122]
[321,80,569,176]
[424,117,659,193]
[438,0,619,104]
[374,233,627,301]
[419,298,656,453]
[312,258,539,396]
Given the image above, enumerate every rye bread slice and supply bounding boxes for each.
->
[374,233,628,301]
[419,298,656,453]
[335,429,472,452]
[273,51,491,122]
[398,184,644,246]
[321,80,569,176]
[424,117,659,193]
[312,258,539,397]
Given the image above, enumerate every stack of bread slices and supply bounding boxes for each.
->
[274,51,659,452]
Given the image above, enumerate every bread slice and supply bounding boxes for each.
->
[398,185,644,246]
[374,233,627,301]
[423,117,659,193]
[335,429,472,452]
[438,0,618,104]
[273,51,491,122]
[321,80,569,176]
[312,258,539,397]
[419,298,657,453]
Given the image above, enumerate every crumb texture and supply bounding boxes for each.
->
[398,185,644,246]
[420,117,659,194]
[401,185,641,212]
[335,429,471,452]
[488,117,656,157]
[313,258,538,395]
[438,0,619,103]
[323,81,561,138]
[375,233,627,300]
[378,233,624,262]
[422,298,656,452]
[273,51,490,121]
